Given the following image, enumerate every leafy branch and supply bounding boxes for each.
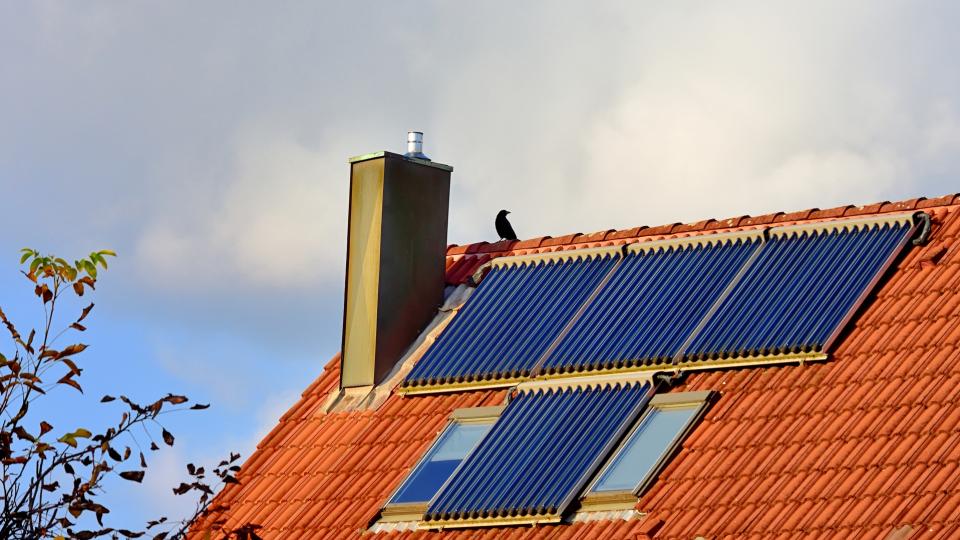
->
[0,249,258,540]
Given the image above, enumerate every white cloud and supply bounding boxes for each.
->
[73,1,959,291]
[564,2,960,230]
[136,131,349,290]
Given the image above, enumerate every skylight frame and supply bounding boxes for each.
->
[580,390,714,510]
[378,405,503,523]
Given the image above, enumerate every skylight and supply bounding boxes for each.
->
[386,408,499,509]
[588,392,711,497]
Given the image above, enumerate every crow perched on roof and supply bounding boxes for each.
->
[496,209,518,241]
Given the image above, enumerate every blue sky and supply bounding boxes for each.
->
[3,0,960,529]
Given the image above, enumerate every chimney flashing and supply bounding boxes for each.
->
[348,151,453,172]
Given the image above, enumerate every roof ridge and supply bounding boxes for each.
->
[446,193,960,257]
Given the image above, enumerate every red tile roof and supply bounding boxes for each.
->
[193,194,960,539]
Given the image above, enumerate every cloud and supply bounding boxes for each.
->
[16,1,952,295]
[136,130,349,290]
[561,2,960,231]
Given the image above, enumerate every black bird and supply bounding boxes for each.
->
[495,209,518,241]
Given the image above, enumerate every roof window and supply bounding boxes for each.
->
[583,391,712,507]
[379,406,501,522]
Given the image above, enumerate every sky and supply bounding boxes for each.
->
[2,0,960,529]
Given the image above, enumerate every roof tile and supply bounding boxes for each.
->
[671,220,713,234]
[541,234,580,247]
[607,227,646,240]
[740,213,783,226]
[637,223,679,237]
[918,195,955,209]
[773,209,816,223]
[478,239,516,253]
[808,205,851,219]
[881,199,923,213]
[845,202,887,216]
[513,236,550,249]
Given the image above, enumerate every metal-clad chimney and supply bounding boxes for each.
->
[405,131,429,160]
[340,133,452,388]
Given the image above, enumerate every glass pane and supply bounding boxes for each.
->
[390,422,491,504]
[593,406,699,493]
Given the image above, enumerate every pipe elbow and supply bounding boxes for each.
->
[912,211,932,246]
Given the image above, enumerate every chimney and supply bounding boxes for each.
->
[340,132,452,388]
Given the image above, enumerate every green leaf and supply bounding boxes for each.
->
[29,258,42,274]
[19,252,31,264]
[58,434,77,448]
[82,259,97,279]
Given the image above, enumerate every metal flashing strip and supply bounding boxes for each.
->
[678,351,829,370]
[517,371,654,393]
[488,245,623,269]
[449,405,506,421]
[378,508,641,532]
[530,351,828,381]
[397,377,524,396]
[397,351,828,395]
[767,211,915,238]
[625,228,765,254]
[420,513,563,530]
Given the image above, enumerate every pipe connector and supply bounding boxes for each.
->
[405,131,430,160]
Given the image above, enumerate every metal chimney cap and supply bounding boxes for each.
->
[405,130,430,160]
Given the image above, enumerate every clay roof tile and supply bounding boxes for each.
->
[607,226,646,240]
[541,233,580,247]
[917,195,955,209]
